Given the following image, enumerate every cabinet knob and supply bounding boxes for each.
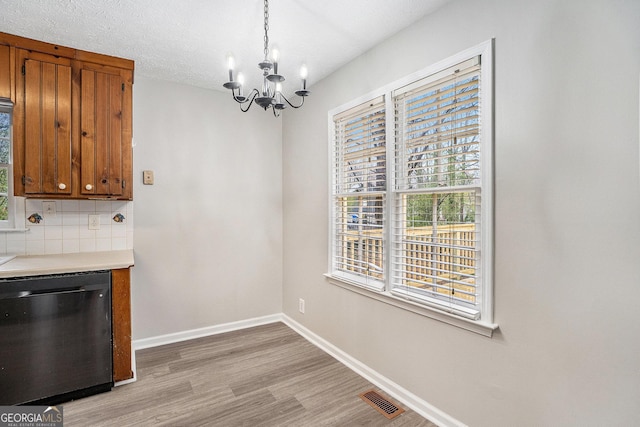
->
[58,183,66,190]
[85,184,93,191]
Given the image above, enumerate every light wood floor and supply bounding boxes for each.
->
[64,322,437,426]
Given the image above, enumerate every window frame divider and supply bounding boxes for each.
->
[383,94,395,292]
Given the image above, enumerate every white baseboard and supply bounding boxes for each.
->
[132,313,282,350]
[281,314,466,427]
[129,313,463,427]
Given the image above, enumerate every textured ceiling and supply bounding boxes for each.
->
[0,0,449,94]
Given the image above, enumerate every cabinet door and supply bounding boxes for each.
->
[23,57,72,194]
[112,268,133,382]
[0,45,11,100]
[81,68,128,197]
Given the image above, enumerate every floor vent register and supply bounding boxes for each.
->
[359,389,406,420]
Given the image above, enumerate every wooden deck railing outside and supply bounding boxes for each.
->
[339,223,477,303]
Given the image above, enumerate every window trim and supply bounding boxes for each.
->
[326,39,496,336]
[0,100,16,230]
[325,273,497,336]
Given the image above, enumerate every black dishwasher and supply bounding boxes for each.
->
[0,270,113,405]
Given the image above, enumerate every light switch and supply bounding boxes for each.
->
[143,170,154,185]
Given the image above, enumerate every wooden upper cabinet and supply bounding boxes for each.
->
[0,45,11,100]
[6,31,134,200]
[18,51,73,195]
[80,67,132,199]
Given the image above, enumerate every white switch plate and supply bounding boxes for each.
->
[88,214,100,230]
[42,201,56,216]
[299,298,305,314]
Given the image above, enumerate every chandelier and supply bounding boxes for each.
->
[223,0,310,116]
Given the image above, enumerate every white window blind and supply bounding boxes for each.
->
[0,101,13,226]
[392,58,482,319]
[331,97,386,288]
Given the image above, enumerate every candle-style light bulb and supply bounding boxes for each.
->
[238,73,244,96]
[227,55,235,81]
[272,49,279,74]
[276,82,282,102]
[299,65,308,90]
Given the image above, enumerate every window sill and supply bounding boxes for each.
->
[0,228,29,233]
[324,273,499,337]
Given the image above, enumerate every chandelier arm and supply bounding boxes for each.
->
[233,88,259,104]
[239,90,260,112]
[280,92,305,109]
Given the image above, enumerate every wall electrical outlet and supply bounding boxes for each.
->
[42,201,56,216]
[299,298,305,314]
[88,214,100,230]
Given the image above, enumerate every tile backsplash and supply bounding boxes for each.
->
[0,198,133,255]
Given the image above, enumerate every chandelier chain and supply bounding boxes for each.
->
[263,0,269,59]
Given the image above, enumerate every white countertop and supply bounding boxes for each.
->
[0,250,134,278]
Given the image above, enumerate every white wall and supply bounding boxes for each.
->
[282,0,640,425]
[131,77,283,339]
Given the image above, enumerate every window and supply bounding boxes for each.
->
[0,101,14,228]
[331,96,386,289]
[328,41,494,332]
